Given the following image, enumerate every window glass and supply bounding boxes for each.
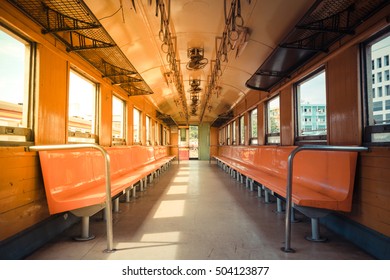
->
[0,27,33,143]
[266,95,280,144]
[364,30,390,143]
[249,108,258,145]
[227,123,231,145]
[296,70,327,139]
[232,120,237,145]
[239,115,245,145]
[146,115,151,145]
[133,108,141,143]
[68,70,97,143]
[112,95,125,144]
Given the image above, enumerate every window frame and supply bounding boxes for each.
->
[249,107,258,145]
[265,95,281,145]
[133,107,142,144]
[0,24,35,146]
[239,115,245,145]
[294,67,328,144]
[146,115,152,145]
[112,94,126,146]
[361,26,390,145]
[68,69,99,144]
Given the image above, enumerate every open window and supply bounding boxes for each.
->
[239,115,245,145]
[266,95,280,144]
[68,69,98,143]
[112,95,126,145]
[249,108,258,145]
[133,107,141,144]
[362,27,390,144]
[295,69,327,143]
[0,25,35,145]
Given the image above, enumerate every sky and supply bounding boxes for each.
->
[0,30,25,104]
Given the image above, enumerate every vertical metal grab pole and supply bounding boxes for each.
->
[29,143,114,253]
[282,145,369,253]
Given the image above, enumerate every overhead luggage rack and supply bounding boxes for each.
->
[8,0,153,96]
[246,0,390,92]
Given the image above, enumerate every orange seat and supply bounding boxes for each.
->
[214,146,358,212]
[38,146,175,215]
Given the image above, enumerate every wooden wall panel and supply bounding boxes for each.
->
[257,103,265,145]
[327,45,361,145]
[36,46,68,145]
[99,84,112,146]
[0,147,49,241]
[346,147,390,237]
[280,86,294,146]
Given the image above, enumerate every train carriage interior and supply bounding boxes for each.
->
[0,0,390,262]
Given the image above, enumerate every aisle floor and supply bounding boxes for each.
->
[26,160,374,260]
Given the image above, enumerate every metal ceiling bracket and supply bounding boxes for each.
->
[295,4,355,35]
[67,31,115,52]
[280,32,328,52]
[41,4,100,34]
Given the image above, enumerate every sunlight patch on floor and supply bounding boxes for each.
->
[153,200,186,218]
[173,176,189,183]
[166,185,188,195]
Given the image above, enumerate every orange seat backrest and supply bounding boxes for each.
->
[38,149,106,214]
[293,150,358,201]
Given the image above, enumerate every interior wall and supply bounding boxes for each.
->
[0,2,171,241]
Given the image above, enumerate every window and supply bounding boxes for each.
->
[386,100,390,110]
[377,57,382,68]
[378,87,383,97]
[239,115,245,145]
[295,69,327,141]
[378,72,383,83]
[373,101,383,112]
[155,121,159,145]
[363,28,390,143]
[226,123,231,145]
[146,115,151,145]
[112,95,126,145]
[249,108,258,145]
[133,108,141,144]
[232,120,237,145]
[0,26,34,144]
[68,70,98,143]
[266,95,280,144]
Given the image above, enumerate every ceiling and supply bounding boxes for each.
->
[82,0,316,126]
[7,0,389,126]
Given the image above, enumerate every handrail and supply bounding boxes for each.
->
[282,145,369,253]
[28,143,115,253]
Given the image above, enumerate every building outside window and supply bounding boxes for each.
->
[146,115,151,145]
[295,69,327,141]
[68,70,98,143]
[133,107,141,144]
[363,28,390,143]
[266,95,280,144]
[0,26,34,143]
[112,95,126,145]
